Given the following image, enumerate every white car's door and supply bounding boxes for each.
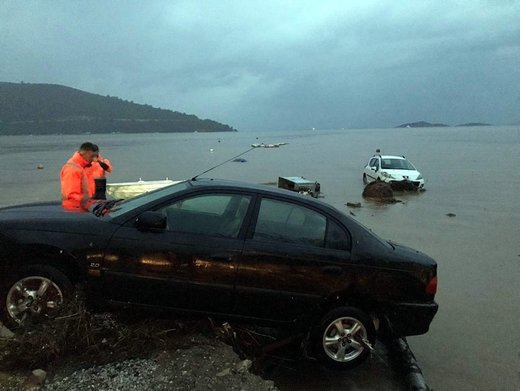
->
[365,157,380,182]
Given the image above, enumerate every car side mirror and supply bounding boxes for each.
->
[135,211,167,232]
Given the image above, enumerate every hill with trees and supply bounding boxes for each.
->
[0,82,236,135]
[455,122,491,127]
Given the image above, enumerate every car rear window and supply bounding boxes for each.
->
[254,199,325,247]
[253,198,349,251]
[326,220,350,251]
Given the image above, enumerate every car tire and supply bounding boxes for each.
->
[313,306,376,369]
[362,174,368,185]
[1,264,72,328]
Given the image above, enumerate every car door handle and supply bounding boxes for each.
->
[321,266,342,275]
[210,255,233,263]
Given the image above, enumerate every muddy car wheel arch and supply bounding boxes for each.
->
[1,264,72,328]
[313,306,376,369]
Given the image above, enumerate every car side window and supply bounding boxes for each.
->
[253,198,327,248]
[370,158,379,170]
[157,194,251,238]
[325,220,351,251]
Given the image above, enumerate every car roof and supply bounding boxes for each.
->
[189,177,267,189]
[374,155,407,160]
[187,177,339,209]
[189,177,314,197]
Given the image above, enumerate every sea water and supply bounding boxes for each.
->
[0,126,519,390]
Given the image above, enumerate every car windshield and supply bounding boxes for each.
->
[381,158,416,170]
[100,180,191,217]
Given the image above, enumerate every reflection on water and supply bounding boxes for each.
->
[0,126,519,389]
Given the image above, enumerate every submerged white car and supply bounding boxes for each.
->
[363,155,425,189]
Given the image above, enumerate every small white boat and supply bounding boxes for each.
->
[106,178,180,199]
[251,142,287,148]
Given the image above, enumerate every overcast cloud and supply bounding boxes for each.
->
[1,0,519,131]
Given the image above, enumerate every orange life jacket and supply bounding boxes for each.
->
[60,152,91,209]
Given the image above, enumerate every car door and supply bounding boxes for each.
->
[100,192,252,314]
[366,157,380,181]
[235,196,352,323]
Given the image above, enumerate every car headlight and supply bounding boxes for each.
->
[416,174,423,180]
[380,171,395,179]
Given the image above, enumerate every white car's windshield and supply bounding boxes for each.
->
[381,158,415,170]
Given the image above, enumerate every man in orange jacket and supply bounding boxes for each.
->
[85,145,113,199]
[60,142,99,210]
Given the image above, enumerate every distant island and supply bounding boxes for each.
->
[396,121,449,128]
[455,122,491,127]
[0,82,236,135]
[396,121,491,128]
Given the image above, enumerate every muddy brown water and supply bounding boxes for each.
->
[1,126,519,390]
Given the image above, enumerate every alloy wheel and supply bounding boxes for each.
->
[6,276,64,324]
[322,316,368,362]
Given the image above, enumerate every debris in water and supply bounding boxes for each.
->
[278,176,320,198]
[251,142,288,148]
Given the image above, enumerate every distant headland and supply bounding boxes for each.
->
[0,82,237,135]
[396,121,491,128]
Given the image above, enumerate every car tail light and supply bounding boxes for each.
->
[425,276,437,295]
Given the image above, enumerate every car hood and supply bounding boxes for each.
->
[0,201,105,234]
[380,169,421,180]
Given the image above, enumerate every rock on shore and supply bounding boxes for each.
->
[0,321,15,339]
[362,181,394,199]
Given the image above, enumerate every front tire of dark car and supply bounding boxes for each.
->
[1,264,72,329]
[313,306,376,369]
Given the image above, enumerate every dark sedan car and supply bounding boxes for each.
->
[0,178,438,369]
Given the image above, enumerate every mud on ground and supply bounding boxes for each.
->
[0,289,278,391]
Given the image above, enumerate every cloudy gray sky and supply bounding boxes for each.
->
[1,0,519,131]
